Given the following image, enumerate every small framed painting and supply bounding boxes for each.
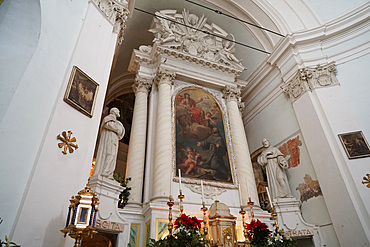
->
[338,131,370,159]
[64,66,99,117]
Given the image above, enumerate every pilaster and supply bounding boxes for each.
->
[282,62,370,246]
[91,0,130,45]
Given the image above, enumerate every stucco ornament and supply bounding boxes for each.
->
[149,9,245,71]
[93,107,125,179]
[91,0,129,45]
[57,131,79,154]
[257,138,293,200]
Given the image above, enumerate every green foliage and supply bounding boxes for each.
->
[0,218,21,247]
[113,173,131,209]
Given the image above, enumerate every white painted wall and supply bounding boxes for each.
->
[0,0,88,237]
[0,1,118,246]
[0,0,41,121]
[305,0,368,23]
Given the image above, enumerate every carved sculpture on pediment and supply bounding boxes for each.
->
[149,9,245,70]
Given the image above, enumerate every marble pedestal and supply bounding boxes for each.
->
[273,198,324,246]
[89,175,130,246]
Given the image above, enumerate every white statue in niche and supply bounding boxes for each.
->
[257,138,293,200]
[93,107,125,179]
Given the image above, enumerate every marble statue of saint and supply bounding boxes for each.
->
[93,107,125,179]
[257,138,293,200]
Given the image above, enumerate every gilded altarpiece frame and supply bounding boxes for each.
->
[172,85,237,189]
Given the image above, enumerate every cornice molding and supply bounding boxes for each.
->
[241,3,369,124]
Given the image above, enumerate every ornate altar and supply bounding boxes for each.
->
[208,200,238,247]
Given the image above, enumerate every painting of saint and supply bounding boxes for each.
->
[64,66,99,117]
[175,88,233,183]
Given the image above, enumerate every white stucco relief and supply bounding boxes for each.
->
[282,62,339,101]
[149,9,246,75]
[91,0,129,45]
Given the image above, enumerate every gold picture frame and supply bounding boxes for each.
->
[64,66,99,118]
[338,131,370,159]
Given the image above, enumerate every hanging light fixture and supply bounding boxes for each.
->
[61,179,100,247]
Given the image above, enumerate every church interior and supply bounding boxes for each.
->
[0,0,369,246]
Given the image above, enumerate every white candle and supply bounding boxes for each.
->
[238,184,242,205]
[201,180,205,202]
[170,169,174,197]
[266,186,272,203]
[178,169,182,191]
[214,188,217,201]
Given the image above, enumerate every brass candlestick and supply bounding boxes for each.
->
[271,207,279,232]
[247,197,254,220]
[239,206,248,246]
[167,195,174,235]
[201,201,208,236]
[178,190,185,215]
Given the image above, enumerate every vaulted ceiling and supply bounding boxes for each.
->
[108,0,321,98]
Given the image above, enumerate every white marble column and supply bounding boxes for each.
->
[152,68,176,201]
[125,76,152,207]
[222,86,259,206]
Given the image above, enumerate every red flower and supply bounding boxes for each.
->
[174,214,203,230]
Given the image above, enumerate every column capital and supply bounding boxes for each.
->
[91,0,130,45]
[282,62,338,102]
[133,76,153,95]
[222,85,242,103]
[155,68,176,86]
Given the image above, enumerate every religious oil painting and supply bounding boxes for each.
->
[64,66,99,118]
[175,88,233,183]
[338,131,370,159]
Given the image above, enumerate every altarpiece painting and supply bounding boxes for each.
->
[175,88,233,184]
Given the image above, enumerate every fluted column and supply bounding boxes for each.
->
[125,76,152,207]
[222,86,259,206]
[152,68,176,201]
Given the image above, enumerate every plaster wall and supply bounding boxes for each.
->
[0,0,88,236]
[6,2,118,246]
[244,92,339,245]
[305,0,368,23]
[0,0,41,121]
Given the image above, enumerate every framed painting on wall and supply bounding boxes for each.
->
[64,66,99,118]
[175,88,233,184]
[338,131,370,159]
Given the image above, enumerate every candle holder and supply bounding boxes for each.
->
[167,195,174,235]
[271,207,279,232]
[178,190,185,215]
[247,197,254,220]
[201,201,208,236]
[239,206,247,245]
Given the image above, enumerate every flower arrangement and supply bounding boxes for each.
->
[245,219,297,247]
[148,214,209,247]
[246,219,271,247]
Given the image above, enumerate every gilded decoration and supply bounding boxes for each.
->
[362,173,370,188]
[57,131,79,154]
[174,87,234,186]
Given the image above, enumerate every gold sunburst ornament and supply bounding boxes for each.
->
[57,131,79,154]
[362,173,370,188]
